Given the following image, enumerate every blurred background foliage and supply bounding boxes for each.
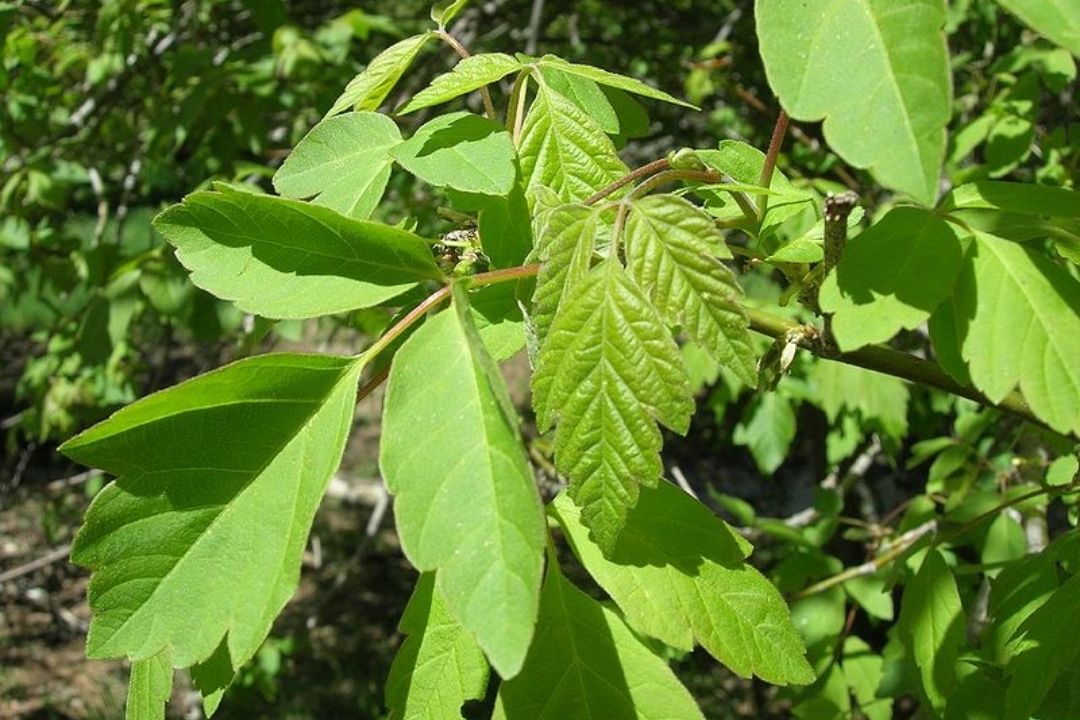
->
[1,0,1077,718]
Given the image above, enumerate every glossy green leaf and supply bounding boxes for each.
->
[60,353,362,685]
[1003,572,1080,719]
[953,231,1080,436]
[820,207,966,350]
[154,188,442,319]
[518,84,628,204]
[625,194,757,385]
[897,549,964,712]
[530,204,601,349]
[733,392,797,475]
[942,180,1080,218]
[385,573,489,720]
[398,53,523,114]
[328,33,432,116]
[391,112,517,196]
[551,482,815,685]
[534,55,696,109]
[755,0,951,204]
[273,111,401,220]
[126,650,173,720]
[380,285,546,678]
[994,0,1080,56]
[532,260,693,553]
[492,566,705,720]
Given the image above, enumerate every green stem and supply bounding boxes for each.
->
[743,307,1057,434]
[437,29,498,121]
[506,70,532,144]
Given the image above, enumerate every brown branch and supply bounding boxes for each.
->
[757,109,789,220]
[582,158,671,206]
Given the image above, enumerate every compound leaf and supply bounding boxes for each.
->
[551,482,815,685]
[755,0,951,204]
[380,285,546,678]
[154,188,442,319]
[994,0,1080,56]
[60,353,363,688]
[518,84,628,205]
[273,111,401,220]
[820,207,966,350]
[625,194,757,385]
[532,260,692,554]
[328,33,433,116]
[492,566,705,720]
[397,53,523,114]
[953,231,1080,436]
[386,573,489,720]
[391,111,517,197]
[897,549,964,712]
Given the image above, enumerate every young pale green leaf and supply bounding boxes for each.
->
[153,188,442,319]
[530,204,601,349]
[518,84,628,204]
[1003,571,1080,720]
[328,33,433,116]
[625,194,757,385]
[492,566,705,720]
[430,0,470,27]
[551,482,815,685]
[994,0,1080,56]
[391,112,517,196]
[941,180,1080,218]
[733,392,797,475]
[532,260,693,554]
[755,0,951,205]
[59,354,362,681]
[820,207,966,351]
[534,55,697,109]
[380,285,546,678]
[397,53,523,114]
[808,360,909,439]
[126,650,173,720]
[953,232,1080,436]
[385,573,489,720]
[538,65,620,134]
[897,549,964,713]
[272,112,401,220]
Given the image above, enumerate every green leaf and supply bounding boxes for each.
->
[380,285,546,678]
[755,0,952,204]
[845,574,895,621]
[1047,455,1079,487]
[398,53,523,114]
[447,184,535,268]
[625,195,758,385]
[994,0,1080,56]
[897,549,964,712]
[551,482,815,685]
[530,204,601,349]
[942,180,1080,218]
[470,282,526,361]
[328,33,433,116]
[952,231,1080,436]
[60,354,362,681]
[430,0,469,27]
[793,663,851,720]
[842,637,892,720]
[534,55,697,109]
[126,650,173,720]
[154,188,442,319]
[808,360,909,439]
[538,65,620,134]
[518,84,628,204]
[532,260,693,553]
[273,111,401,220]
[385,573,489,720]
[733,392,797,475]
[820,207,966,350]
[1003,572,1080,720]
[492,566,705,720]
[986,552,1058,663]
[391,111,517,196]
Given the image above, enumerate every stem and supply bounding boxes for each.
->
[610,202,629,257]
[437,30,498,121]
[506,70,531,144]
[583,158,671,206]
[757,109,789,221]
[744,307,1060,435]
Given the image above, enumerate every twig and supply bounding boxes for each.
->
[669,466,699,499]
[757,109,789,221]
[582,158,670,206]
[0,544,72,584]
